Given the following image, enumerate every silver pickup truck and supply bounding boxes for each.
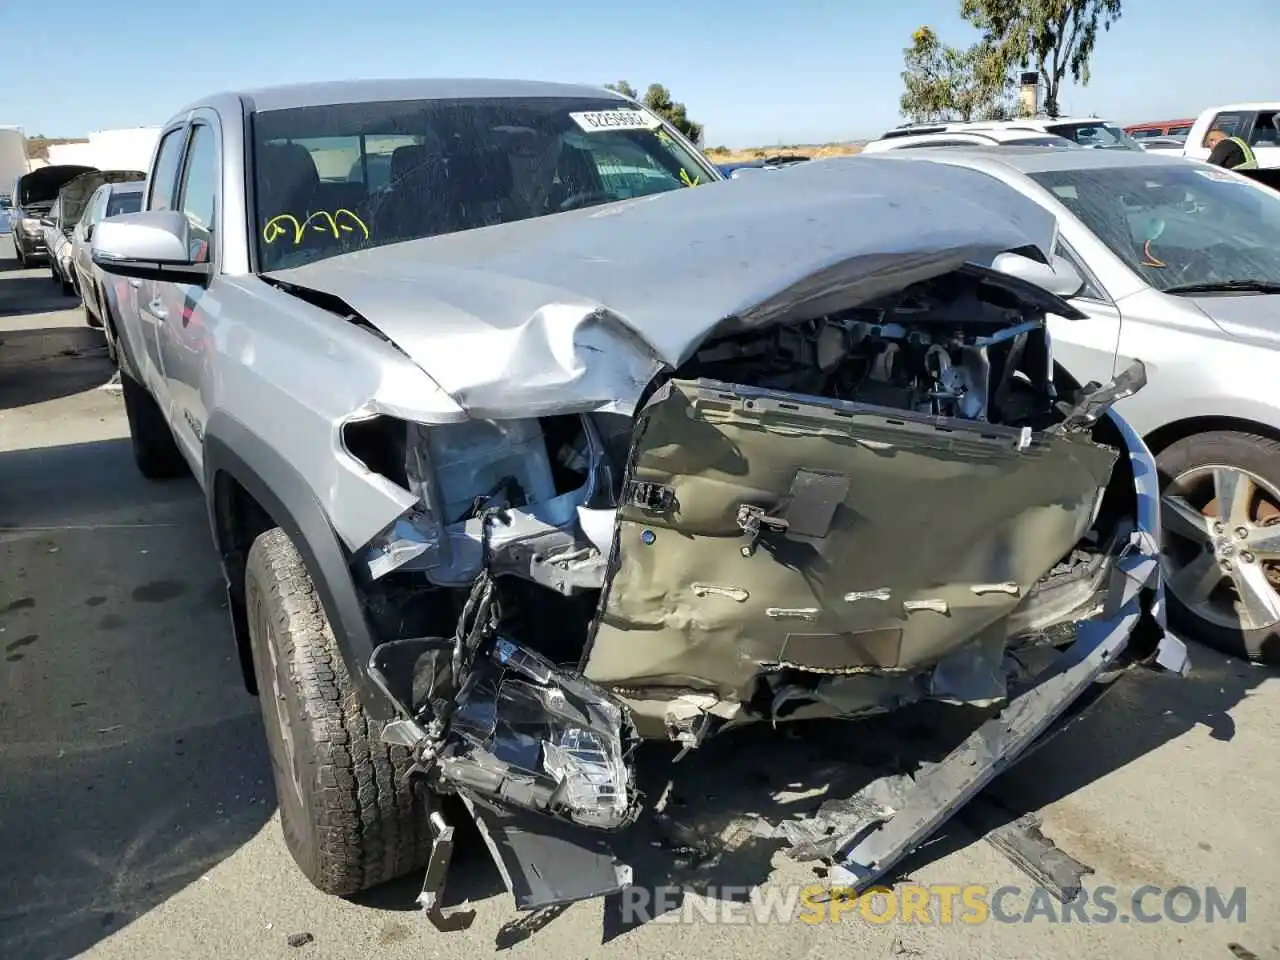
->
[91,78,1186,922]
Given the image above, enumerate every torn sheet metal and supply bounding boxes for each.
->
[462,794,633,911]
[266,157,1077,419]
[580,378,1119,716]
[822,541,1160,894]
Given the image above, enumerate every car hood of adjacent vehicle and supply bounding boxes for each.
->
[17,164,98,208]
[266,156,1084,417]
[58,170,145,226]
[1183,290,1280,348]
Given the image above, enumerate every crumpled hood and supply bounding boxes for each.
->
[267,156,1074,416]
[58,169,145,225]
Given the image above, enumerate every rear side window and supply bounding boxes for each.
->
[1248,112,1279,146]
[148,127,187,211]
[1168,124,1191,137]
[1204,112,1245,145]
[105,190,142,218]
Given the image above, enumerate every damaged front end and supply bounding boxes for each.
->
[340,260,1187,917]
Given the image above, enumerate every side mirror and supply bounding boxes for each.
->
[91,209,210,286]
[990,250,1085,299]
[83,222,94,242]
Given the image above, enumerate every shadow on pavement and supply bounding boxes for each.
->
[0,326,113,410]
[585,647,1275,945]
[0,275,80,317]
[0,436,275,960]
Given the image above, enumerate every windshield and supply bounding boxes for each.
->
[1045,121,1143,151]
[251,96,717,271]
[1029,164,1280,292]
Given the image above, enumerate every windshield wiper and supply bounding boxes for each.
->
[1164,280,1280,295]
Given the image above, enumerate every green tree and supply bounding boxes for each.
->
[900,27,1012,123]
[961,0,1122,118]
[604,81,638,100]
[604,80,704,145]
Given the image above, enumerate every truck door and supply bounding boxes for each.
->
[155,115,220,472]
[121,124,188,405]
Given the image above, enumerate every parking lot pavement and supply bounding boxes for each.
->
[2,235,1278,960]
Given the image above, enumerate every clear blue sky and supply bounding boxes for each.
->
[3,0,1277,146]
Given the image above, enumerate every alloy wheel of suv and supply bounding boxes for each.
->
[1158,430,1280,664]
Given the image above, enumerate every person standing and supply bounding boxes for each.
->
[1203,129,1259,169]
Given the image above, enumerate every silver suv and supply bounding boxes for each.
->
[91,79,1185,920]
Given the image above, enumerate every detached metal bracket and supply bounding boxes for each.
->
[736,503,790,557]
[418,809,475,931]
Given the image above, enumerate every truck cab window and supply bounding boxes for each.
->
[178,125,218,263]
[149,127,188,211]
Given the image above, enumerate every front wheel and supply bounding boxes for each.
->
[245,528,433,895]
[1158,430,1280,664]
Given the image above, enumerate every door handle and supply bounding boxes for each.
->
[129,279,141,289]
[148,298,168,321]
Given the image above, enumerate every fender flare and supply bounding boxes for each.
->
[203,411,393,723]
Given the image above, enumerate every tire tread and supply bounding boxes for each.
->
[247,529,430,895]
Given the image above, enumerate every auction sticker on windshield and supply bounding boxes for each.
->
[570,109,662,133]
[1194,168,1246,183]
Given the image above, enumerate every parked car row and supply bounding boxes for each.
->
[870,116,1144,153]
[10,163,145,332]
[1127,103,1280,172]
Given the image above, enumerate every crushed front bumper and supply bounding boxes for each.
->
[375,375,1188,922]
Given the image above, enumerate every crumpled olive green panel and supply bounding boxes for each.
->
[582,380,1119,698]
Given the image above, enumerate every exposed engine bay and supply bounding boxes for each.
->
[342,264,1158,910]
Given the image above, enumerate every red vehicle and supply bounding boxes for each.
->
[1124,118,1195,140]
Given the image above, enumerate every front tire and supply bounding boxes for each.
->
[245,528,432,895]
[1157,430,1280,664]
[119,368,187,479]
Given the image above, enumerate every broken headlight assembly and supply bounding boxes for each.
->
[352,412,618,594]
[371,628,638,832]
[441,637,635,830]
